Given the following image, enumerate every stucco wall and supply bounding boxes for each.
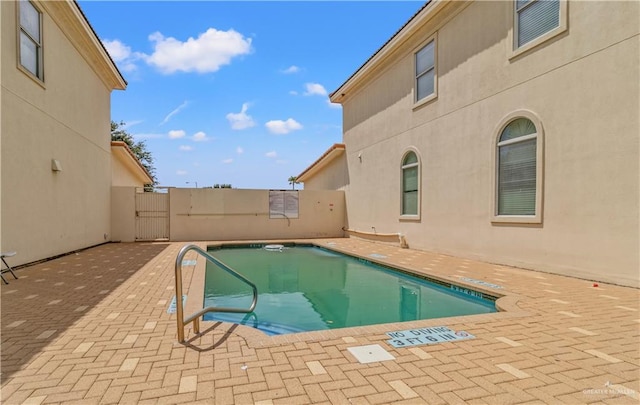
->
[111,142,153,187]
[111,155,138,187]
[340,1,639,286]
[302,154,350,191]
[1,1,113,265]
[111,187,136,243]
[169,189,346,241]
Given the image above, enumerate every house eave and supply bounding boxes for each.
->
[330,0,447,104]
[297,143,346,182]
[40,0,127,91]
[111,141,153,185]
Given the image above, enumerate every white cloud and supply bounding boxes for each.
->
[145,28,252,74]
[103,39,140,72]
[289,90,299,96]
[236,147,244,154]
[168,129,186,139]
[327,99,342,109]
[222,158,234,164]
[192,131,209,142]
[265,118,302,135]
[131,133,164,139]
[265,151,277,158]
[304,83,327,96]
[103,39,131,61]
[226,103,256,130]
[179,145,193,151]
[120,120,143,129]
[276,159,288,165]
[161,101,189,125]
[281,65,300,74]
[176,170,188,176]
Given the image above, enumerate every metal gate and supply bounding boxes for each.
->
[135,189,169,241]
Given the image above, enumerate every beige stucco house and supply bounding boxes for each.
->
[111,141,153,187]
[301,0,639,287]
[1,0,126,266]
[297,143,347,191]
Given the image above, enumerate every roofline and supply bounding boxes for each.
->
[73,0,127,88]
[330,0,447,104]
[41,0,127,91]
[297,143,346,182]
[111,141,153,184]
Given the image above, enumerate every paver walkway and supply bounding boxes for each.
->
[1,239,638,404]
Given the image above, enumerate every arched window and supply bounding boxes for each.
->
[497,118,538,216]
[401,151,419,217]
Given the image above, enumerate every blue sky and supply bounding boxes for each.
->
[79,1,423,189]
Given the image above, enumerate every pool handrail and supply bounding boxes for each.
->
[174,244,258,343]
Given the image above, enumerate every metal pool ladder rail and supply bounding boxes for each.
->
[174,244,258,342]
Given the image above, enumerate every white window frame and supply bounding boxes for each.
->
[509,0,568,59]
[17,0,44,82]
[400,148,421,221]
[491,111,544,224]
[413,34,437,107]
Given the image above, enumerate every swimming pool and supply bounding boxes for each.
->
[203,245,497,335]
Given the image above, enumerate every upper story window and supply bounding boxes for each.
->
[515,0,561,48]
[19,0,44,81]
[415,38,435,103]
[496,117,540,219]
[401,151,420,217]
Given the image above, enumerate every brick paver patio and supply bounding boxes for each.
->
[1,239,638,404]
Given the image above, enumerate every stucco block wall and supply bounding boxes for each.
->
[340,1,639,286]
[1,1,113,265]
[111,187,136,243]
[302,155,350,191]
[169,189,346,241]
[112,155,143,187]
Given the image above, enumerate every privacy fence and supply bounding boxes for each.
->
[111,187,346,242]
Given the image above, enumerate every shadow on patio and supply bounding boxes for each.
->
[0,242,170,384]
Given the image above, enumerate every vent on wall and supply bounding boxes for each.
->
[51,159,62,172]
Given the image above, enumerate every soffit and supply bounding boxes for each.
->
[40,0,126,90]
[111,142,153,184]
[331,0,457,104]
[297,144,346,182]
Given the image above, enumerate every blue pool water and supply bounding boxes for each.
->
[203,245,496,335]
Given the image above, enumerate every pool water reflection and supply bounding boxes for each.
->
[203,246,496,335]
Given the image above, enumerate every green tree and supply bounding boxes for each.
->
[288,176,299,190]
[111,121,157,187]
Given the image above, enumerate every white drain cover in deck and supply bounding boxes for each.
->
[347,344,395,364]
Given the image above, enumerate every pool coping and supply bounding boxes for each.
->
[181,240,530,348]
[5,240,638,404]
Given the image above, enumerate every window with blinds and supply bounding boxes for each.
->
[415,39,435,102]
[19,0,43,80]
[402,151,419,216]
[497,118,537,216]
[515,0,560,48]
